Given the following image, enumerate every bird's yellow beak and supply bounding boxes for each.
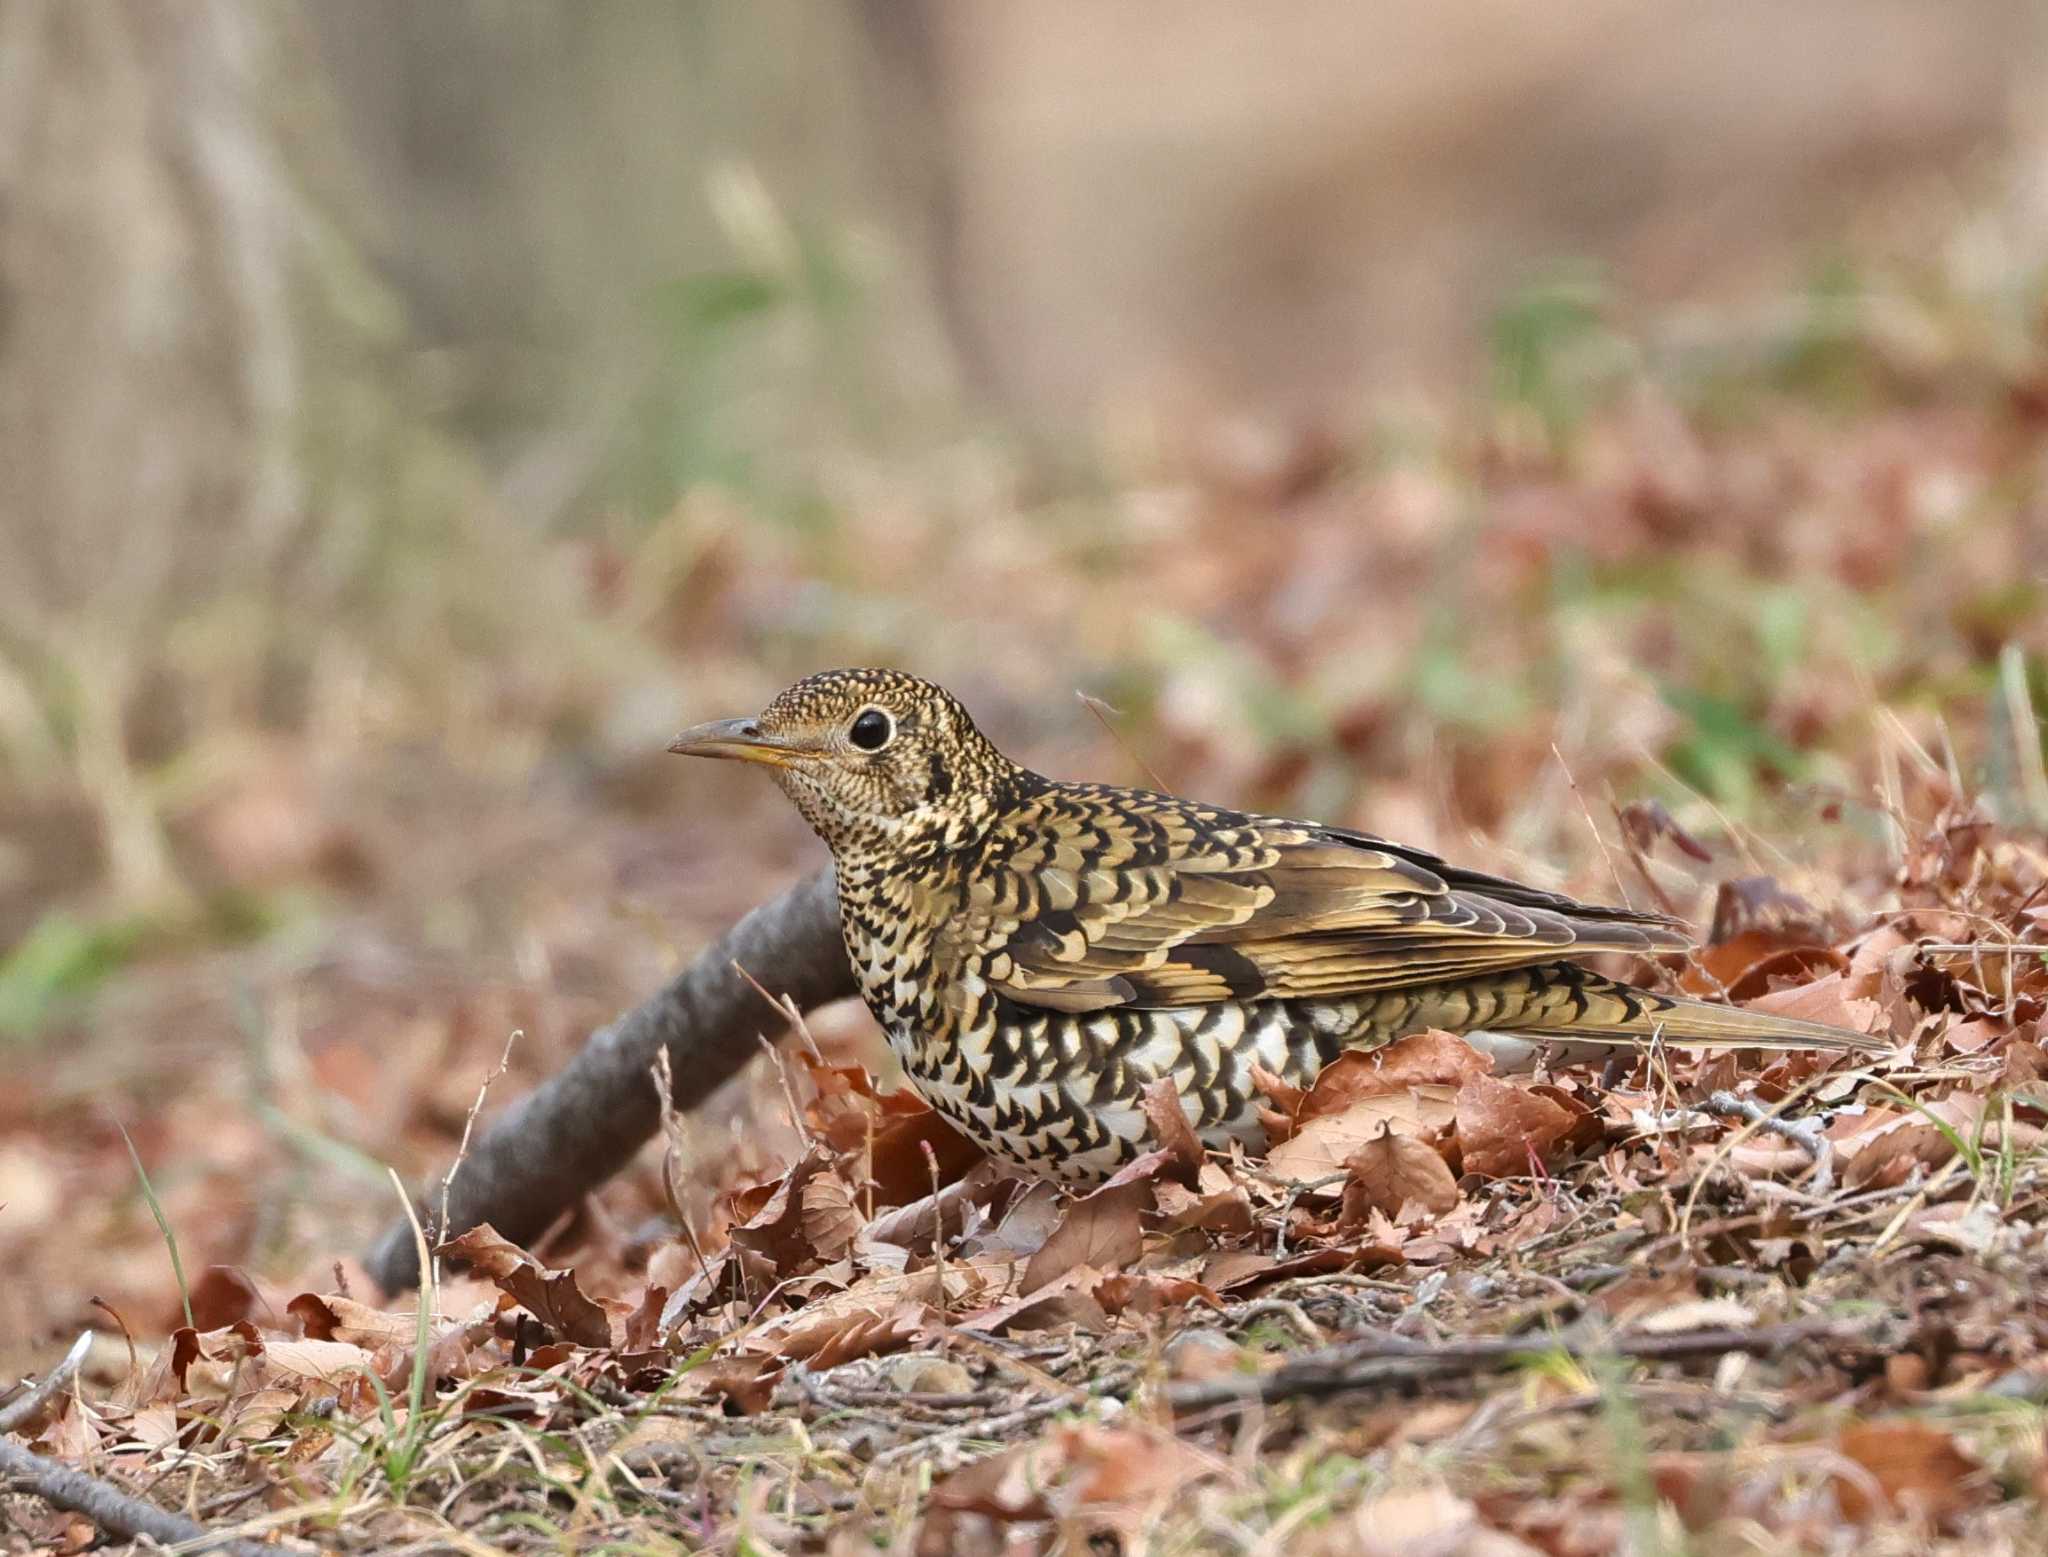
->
[666,717,807,768]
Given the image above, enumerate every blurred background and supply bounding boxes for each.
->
[3,1,2046,1356]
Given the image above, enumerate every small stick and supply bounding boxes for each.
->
[1678,1070,1833,1244]
[1077,690,1171,793]
[732,959,826,1064]
[0,1332,92,1434]
[733,958,819,1147]
[873,1363,1142,1468]
[1919,943,2044,954]
[1260,1170,1348,1259]
[0,1434,279,1557]
[650,1048,713,1294]
[1162,1317,1856,1413]
[1228,1298,1326,1349]
[438,1028,521,1288]
[1552,744,1633,910]
[88,1299,136,1391]
[921,1140,948,1325]
[1701,1089,1836,1194]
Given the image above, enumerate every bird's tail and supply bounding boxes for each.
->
[1394,960,1889,1056]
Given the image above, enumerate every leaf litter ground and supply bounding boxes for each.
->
[9,243,2048,1552]
[9,778,2048,1554]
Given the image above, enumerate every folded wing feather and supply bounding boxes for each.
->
[957,803,1691,1013]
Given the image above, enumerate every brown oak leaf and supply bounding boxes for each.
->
[1453,1074,1576,1179]
[434,1224,612,1348]
[1342,1122,1460,1222]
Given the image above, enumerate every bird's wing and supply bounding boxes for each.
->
[945,787,1692,1013]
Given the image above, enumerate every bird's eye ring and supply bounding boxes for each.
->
[848,707,894,751]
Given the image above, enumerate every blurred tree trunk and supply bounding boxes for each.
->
[0,1,417,910]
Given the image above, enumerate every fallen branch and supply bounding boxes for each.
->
[365,868,853,1292]
[1163,1317,1859,1413]
[0,1435,279,1557]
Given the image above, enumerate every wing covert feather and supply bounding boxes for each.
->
[943,787,1690,1012]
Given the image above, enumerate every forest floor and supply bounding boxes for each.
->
[5,234,2048,1553]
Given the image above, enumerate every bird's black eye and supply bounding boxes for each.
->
[848,707,894,751]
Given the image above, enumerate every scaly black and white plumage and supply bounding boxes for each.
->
[671,669,1882,1181]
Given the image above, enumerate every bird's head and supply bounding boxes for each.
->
[668,669,1018,855]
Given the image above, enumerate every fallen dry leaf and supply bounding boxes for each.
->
[1709,875,1828,943]
[965,1264,1112,1335]
[1342,1121,1460,1221]
[1201,1242,1403,1293]
[1455,1073,1577,1178]
[1020,1177,1150,1295]
[1316,1484,1543,1557]
[920,1422,1218,1555]
[1834,1419,1983,1526]
[1092,1269,1221,1317]
[258,1338,383,1387]
[288,1292,419,1348]
[1748,970,1884,1034]
[864,1112,987,1208]
[1351,1029,1496,1092]
[1266,1088,1458,1181]
[434,1224,612,1349]
[766,1297,929,1368]
[1153,1164,1254,1235]
[1299,1037,1489,1124]
[1140,1076,1206,1185]
[1619,797,1714,865]
[799,1168,866,1262]
[187,1266,264,1330]
[798,1057,986,1205]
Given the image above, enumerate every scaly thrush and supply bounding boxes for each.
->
[672,669,1880,1181]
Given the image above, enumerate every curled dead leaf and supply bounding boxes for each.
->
[1709,875,1826,944]
[920,1423,1218,1555]
[1342,1122,1460,1222]
[1265,1087,1458,1182]
[1140,1076,1206,1186]
[288,1292,419,1348]
[1619,797,1713,865]
[434,1224,612,1349]
[1298,1038,1489,1125]
[1454,1074,1576,1179]
[1020,1176,1151,1295]
[1153,1165,1254,1236]
[799,1169,865,1262]
[1092,1270,1222,1318]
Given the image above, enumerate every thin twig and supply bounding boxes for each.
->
[1162,1318,1859,1413]
[0,1332,91,1434]
[1258,1170,1348,1258]
[1701,1089,1836,1194]
[0,1435,281,1557]
[650,1047,713,1299]
[1077,690,1171,792]
[1552,743,1633,910]
[732,958,826,1064]
[438,1028,521,1290]
[871,1364,1138,1467]
[1228,1298,1327,1349]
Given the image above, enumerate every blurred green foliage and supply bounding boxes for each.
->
[1489,266,1636,452]
[0,911,151,1039]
